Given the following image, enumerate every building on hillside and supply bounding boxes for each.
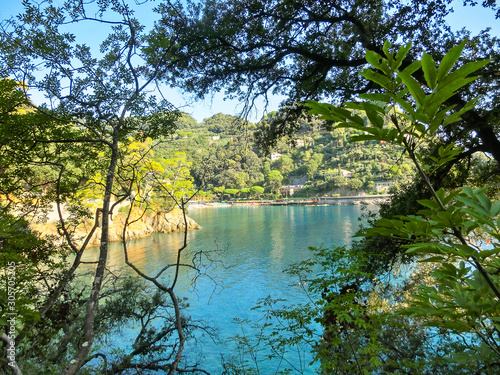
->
[374,180,396,192]
[340,169,353,178]
[270,152,282,161]
[280,184,305,196]
[212,135,220,140]
[290,176,307,185]
[295,139,313,147]
[295,139,305,147]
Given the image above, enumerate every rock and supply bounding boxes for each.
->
[32,207,201,247]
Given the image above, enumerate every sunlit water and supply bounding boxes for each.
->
[82,205,373,373]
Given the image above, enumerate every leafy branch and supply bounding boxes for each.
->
[307,39,500,368]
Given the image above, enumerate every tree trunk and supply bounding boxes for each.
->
[61,140,119,375]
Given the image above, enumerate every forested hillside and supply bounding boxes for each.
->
[155,112,415,198]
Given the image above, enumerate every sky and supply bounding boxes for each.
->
[1,0,498,123]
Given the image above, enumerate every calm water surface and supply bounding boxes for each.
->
[85,205,372,373]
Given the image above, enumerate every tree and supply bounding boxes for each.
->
[175,112,199,130]
[225,188,239,199]
[0,1,212,374]
[275,154,294,174]
[164,0,499,292]
[329,175,347,189]
[347,177,363,191]
[204,112,245,134]
[213,185,226,200]
[230,171,249,189]
[240,187,250,198]
[165,0,500,168]
[249,185,265,199]
[305,40,500,372]
[305,153,323,180]
[158,152,195,205]
[265,170,284,196]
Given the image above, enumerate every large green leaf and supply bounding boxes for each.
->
[362,102,385,128]
[360,69,393,90]
[421,53,437,90]
[394,41,412,70]
[438,60,490,89]
[365,50,384,70]
[398,72,426,106]
[436,39,466,83]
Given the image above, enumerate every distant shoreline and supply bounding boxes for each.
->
[189,195,391,208]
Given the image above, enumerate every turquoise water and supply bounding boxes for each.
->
[84,205,371,373]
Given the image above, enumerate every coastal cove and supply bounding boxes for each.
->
[82,205,374,373]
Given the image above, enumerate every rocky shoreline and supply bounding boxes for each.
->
[32,206,202,246]
[96,207,201,245]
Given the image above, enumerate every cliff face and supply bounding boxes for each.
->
[32,207,201,246]
[105,207,201,244]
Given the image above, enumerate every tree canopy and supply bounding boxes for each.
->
[0,1,212,374]
[158,0,499,167]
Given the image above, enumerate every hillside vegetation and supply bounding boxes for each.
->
[155,112,415,198]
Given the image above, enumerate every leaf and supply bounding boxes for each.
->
[453,244,478,258]
[443,98,479,126]
[394,42,412,70]
[362,102,385,128]
[436,39,466,83]
[365,50,383,70]
[360,69,392,90]
[401,60,422,76]
[475,193,492,213]
[358,93,393,103]
[427,76,478,116]
[398,72,426,106]
[421,53,437,90]
[439,59,491,89]
[305,101,339,122]
[382,40,392,59]
[417,198,440,210]
[431,104,458,130]
[349,134,376,142]
[477,249,500,259]
[491,201,500,217]
[406,243,450,254]
[462,186,474,197]
[421,256,445,262]
[392,95,416,117]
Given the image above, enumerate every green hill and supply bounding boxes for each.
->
[154,112,414,198]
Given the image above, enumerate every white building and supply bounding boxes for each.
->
[340,169,353,178]
[270,152,282,161]
[374,180,396,192]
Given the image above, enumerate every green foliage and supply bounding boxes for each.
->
[304,40,500,372]
[347,177,363,191]
[204,112,247,135]
[153,105,411,199]
[307,40,489,146]
[0,214,67,330]
[265,170,284,195]
[249,185,265,198]
[0,2,206,373]
[165,0,500,175]
[225,188,239,197]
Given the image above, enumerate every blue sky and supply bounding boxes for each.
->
[1,0,498,123]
